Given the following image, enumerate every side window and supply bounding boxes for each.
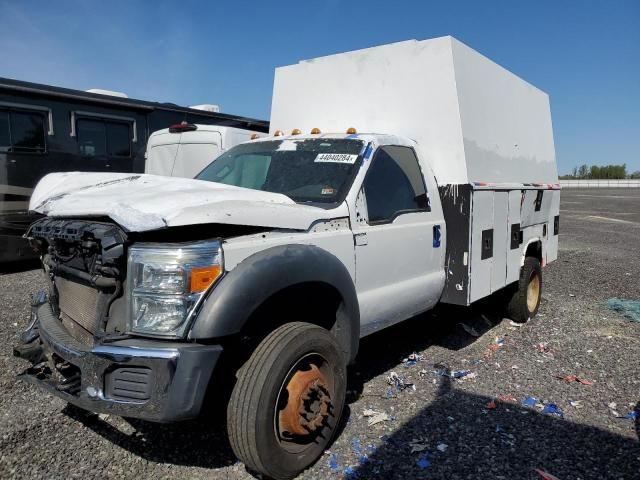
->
[0,111,9,149]
[0,109,46,153]
[77,118,131,157]
[363,146,429,224]
[106,122,131,156]
[78,119,106,156]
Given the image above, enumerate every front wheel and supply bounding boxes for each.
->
[227,322,346,480]
[507,256,542,323]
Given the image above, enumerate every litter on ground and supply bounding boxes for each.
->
[415,455,431,469]
[460,322,480,337]
[498,394,518,403]
[402,352,424,366]
[555,374,594,385]
[542,403,564,417]
[409,437,429,453]
[386,371,414,392]
[606,298,640,322]
[535,468,562,480]
[367,412,390,427]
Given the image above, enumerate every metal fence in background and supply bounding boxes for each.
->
[560,179,640,188]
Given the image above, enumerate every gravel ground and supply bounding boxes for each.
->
[1,188,639,480]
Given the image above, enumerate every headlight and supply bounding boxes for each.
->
[127,240,223,337]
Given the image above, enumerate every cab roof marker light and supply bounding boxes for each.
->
[250,133,260,140]
[274,130,283,136]
[291,128,301,135]
[310,128,321,134]
[346,127,357,134]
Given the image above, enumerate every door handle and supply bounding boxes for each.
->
[354,232,368,246]
[433,225,441,248]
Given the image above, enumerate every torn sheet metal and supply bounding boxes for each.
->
[29,172,347,232]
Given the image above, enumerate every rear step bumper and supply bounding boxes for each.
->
[14,297,222,422]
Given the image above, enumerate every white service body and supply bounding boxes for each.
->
[270,36,560,306]
[145,125,260,178]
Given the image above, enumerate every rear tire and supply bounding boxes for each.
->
[507,256,542,323]
[227,322,346,480]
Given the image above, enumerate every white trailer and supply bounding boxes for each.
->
[145,123,262,178]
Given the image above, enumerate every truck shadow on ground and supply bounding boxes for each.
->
[63,404,236,469]
[62,293,640,478]
[349,376,640,479]
[59,292,510,471]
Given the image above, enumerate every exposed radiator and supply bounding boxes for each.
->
[55,276,102,336]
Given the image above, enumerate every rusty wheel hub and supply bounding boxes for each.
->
[279,363,332,436]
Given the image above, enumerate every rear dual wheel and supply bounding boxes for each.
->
[507,256,542,323]
[227,322,346,480]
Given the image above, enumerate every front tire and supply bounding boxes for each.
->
[507,256,542,323]
[227,322,346,480]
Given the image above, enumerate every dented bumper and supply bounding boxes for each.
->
[14,300,222,422]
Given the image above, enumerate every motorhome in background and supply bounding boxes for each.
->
[0,77,268,262]
[145,123,262,178]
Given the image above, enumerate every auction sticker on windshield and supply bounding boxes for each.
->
[314,153,358,164]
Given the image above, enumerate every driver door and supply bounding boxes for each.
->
[352,145,445,335]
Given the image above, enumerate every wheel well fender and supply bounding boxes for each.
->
[522,237,542,265]
[189,244,360,362]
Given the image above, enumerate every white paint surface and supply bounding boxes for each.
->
[271,36,557,185]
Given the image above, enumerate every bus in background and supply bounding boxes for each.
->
[0,77,268,263]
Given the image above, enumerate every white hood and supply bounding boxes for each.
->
[30,172,345,232]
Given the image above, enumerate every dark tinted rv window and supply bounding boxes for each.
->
[363,146,429,224]
[77,118,131,157]
[106,122,131,156]
[0,111,9,148]
[78,119,107,156]
[8,111,46,153]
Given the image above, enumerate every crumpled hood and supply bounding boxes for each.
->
[30,172,345,232]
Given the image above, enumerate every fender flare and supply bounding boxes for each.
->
[189,244,360,362]
[521,237,542,266]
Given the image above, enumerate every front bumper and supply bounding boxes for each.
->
[14,299,222,422]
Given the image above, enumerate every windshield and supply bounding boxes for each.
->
[196,138,365,204]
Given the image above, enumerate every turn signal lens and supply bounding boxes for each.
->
[346,127,357,134]
[310,128,321,134]
[190,265,222,293]
[291,128,301,135]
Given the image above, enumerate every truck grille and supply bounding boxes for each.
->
[55,276,104,343]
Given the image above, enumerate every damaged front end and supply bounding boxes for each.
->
[13,217,221,422]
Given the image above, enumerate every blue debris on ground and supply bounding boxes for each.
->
[542,403,564,418]
[328,453,339,471]
[521,396,538,408]
[416,455,431,469]
[606,298,640,322]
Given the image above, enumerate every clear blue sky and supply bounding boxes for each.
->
[1,0,638,174]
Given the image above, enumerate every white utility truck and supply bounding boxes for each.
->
[145,122,261,178]
[15,36,559,480]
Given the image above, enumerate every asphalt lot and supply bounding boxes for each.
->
[1,188,639,480]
